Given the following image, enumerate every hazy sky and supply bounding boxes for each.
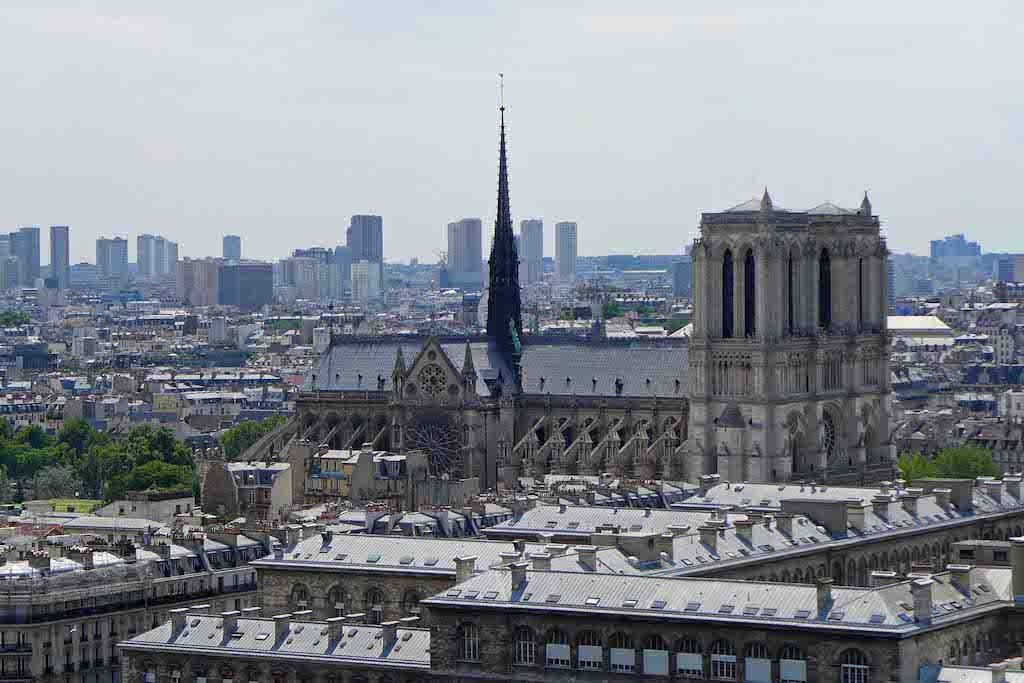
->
[2,2,1021,264]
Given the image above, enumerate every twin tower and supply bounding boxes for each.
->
[684,190,894,482]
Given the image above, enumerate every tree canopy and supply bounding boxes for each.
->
[0,310,29,326]
[897,445,1002,484]
[220,415,287,460]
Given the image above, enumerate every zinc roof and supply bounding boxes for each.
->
[485,505,713,540]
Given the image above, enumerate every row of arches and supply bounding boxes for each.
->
[458,624,871,681]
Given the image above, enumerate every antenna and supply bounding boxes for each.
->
[499,73,505,110]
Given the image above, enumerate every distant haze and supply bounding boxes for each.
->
[1,2,1021,264]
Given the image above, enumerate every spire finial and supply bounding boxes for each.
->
[760,187,773,214]
[499,72,505,110]
[859,189,872,216]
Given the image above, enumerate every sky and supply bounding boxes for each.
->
[1,1,1022,265]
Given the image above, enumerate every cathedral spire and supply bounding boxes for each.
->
[760,187,773,215]
[486,74,523,358]
[859,190,872,216]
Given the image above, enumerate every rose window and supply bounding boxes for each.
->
[418,364,447,398]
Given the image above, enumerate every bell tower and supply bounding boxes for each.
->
[684,191,893,483]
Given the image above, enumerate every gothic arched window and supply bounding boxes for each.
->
[858,257,865,327]
[818,248,832,328]
[787,253,795,334]
[744,249,756,337]
[722,249,734,338]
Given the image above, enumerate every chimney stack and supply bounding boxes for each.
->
[933,488,952,509]
[846,502,866,531]
[380,620,399,647]
[575,545,598,570]
[816,577,833,616]
[511,562,529,590]
[327,616,345,641]
[947,564,974,596]
[901,488,922,515]
[656,532,674,559]
[911,578,934,624]
[1005,476,1022,501]
[170,608,188,632]
[774,513,794,537]
[667,524,690,537]
[513,539,526,554]
[871,493,892,519]
[734,519,754,544]
[698,523,718,551]
[273,614,291,641]
[529,552,552,571]
[221,611,240,636]
[321,529,333,546]
[990,663,1008,683]
[985,479,1004,501]
[454,556,477,584]
[879,481,891,494]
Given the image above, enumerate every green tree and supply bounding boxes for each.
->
[58,418,96,457]
[0,310,29,326]
[603,301,624,318]
[898,445,1001,484]
[105,461,195,501]
[15,424,52,450]
[221,415,287,459]
[33,465,82,500]
[897,451,935,483]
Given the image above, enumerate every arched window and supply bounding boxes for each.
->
[745,642,771,682]
[513,627,535,666]
[578,631,603,670]
[787,253,795,333]
[780,645,806,683]
[327,586,346,617]
[722,249,734,338]
[290,583,310,609]
[840,649,869,683]
[545,629,570,668]
[711,640,737,680]
[643,635,670,677]
[744,249,756,337]
[458,623,479,661]
[366,589,384,624]
[818,248,831,328]
[857,257,864,327]
[401,590,421,617]
[609,633,635,673]
[676,639,703,676]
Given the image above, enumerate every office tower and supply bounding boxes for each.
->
[49,225,70,289]
[348,215,383,263]
[334,245,352,296]
[153,236,167,276]
[555,221,578,280]
[223,234,241,261]
[447,218,483,289]
[671,257,693,297]
[11,226,40,286]
[218,262,273,312]
[137,234,156,277]
[351,259,383,303]
[519,219,544,284]
[178,257,224,306]
[96,237,129,279]
[165,241,178,278]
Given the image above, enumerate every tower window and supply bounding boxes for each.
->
[722,249,734,338]
[858,258,864,327]
[818,249,832,328]
[787,254,794,334]
[744,249,755,337]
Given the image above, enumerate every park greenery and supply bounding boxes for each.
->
[220,415,287,460]
[0,310,30,326]
[897,445,1002,484]
[0,419,195,503]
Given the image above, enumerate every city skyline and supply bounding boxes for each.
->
[2,3,1022,264]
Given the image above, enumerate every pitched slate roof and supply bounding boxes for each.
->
[485,505,713,541]
[303,337,688,399]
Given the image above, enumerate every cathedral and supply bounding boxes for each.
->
[292,105,895,487]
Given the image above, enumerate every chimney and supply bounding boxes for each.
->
[656,532,674,559]
[911,578,934,624]
[273,614,291,641]
[170,608,188,632]
[947,564,974,595]
[327,616,345,641]
[320,529,333,546]
[558,503,567,513]
[901,489,922,515]
[546,544,568,557]
[699,474,720,495]
[241,607,261,617]
[187,604,211,615]
[667,524,690,537]
[511,562,529,590]
[454,556,477,583]
[985,479,1004,501]
[872,493,893,519]
[530,552,552,571]
[846,502,866,532]
[498,551,520,564]
[1010,537,1024,599]
[816,577,833,616]
[698,523,718,551]
[380,620,399,647]
[870,570,901,587]
[292,610,313,620]
[879,480,891,494]
[344,613,366,624]
[1005,476,1022,500]
[221,611,240,635]
[774,513,794,537]
[575,545,598,570]
[734,519,754,544]
[81,549,94,570]
[990,663,1008,683]
[274,547,284,560]
[285,525,301,547]
[895,478,907,490]
[933,488,952,509]
[512,539,526,554]
[301,523,317,539]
